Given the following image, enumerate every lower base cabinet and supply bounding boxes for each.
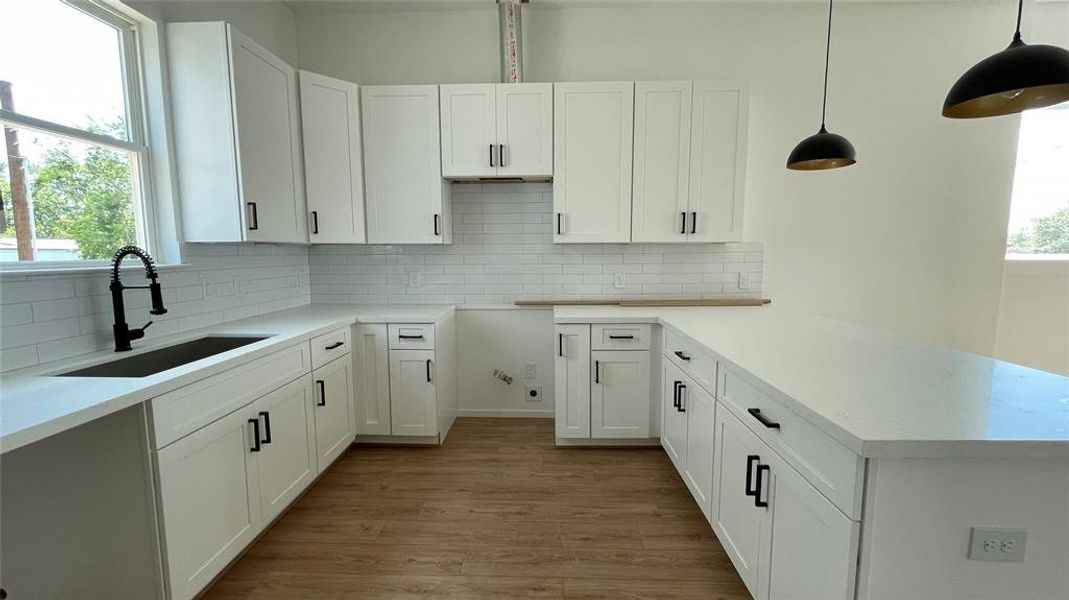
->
[662,359,716,519]
[389,349,438,436]
[253,376,318,524]
[312,356,355,471]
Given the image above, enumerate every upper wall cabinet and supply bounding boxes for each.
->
[167,22,306,244]
[361,85,452,244]
[632,80,749,243]
[299,71,366,244]
[553,82,635,244]
[440,83,553,179]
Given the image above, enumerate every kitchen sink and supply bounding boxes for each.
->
[57,335,271,378]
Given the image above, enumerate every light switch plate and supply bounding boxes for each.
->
[612,272,626,289]
[968,527,1027,562]
[738,272,751,291]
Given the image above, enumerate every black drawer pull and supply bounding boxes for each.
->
[745,455,759,496]
[673,380,682,409]
[608,335,635,340]
[311,210,319,234]
[558,333,564,357]
[434,213,441,236]
[674,350,691,361]
[594,360,600,384]
[499,144,506,167]
[398,334,425,340]
[755,464,770,508]
[248,419,262,452]
[690,211,697,234]
[490,143,495,167]
[324,341,344,350]
[556,213,563,235]
[259,411,272,444]
[247,202,259,231]
[680,211,687,234]
[677,383,686,412]
[316,379,326,406]
[748,408,781,429]
[426,359,433,383]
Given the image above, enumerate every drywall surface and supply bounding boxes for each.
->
[994,260,1069,376]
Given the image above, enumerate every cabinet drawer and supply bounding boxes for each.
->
[591,324,652,350]
[718,367,862,519]
[663,327,717,395]
[149,343,311,449]
[388,323,436,350]
[310,327,350,369]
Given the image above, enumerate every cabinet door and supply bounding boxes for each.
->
[440,84,497,177]
[362,85,447,244]
[687,82,747,243]
[632,81,692,243]
[766,452,859,600]
[253,376,317,523]
[353,324,391,435]
[554,324,591,439]
[683,377,716,520]
[496,83,553,178]
[389,349,438,437]
[229,25,306,243]
[155,404,260,600]
[553,82,634,243]
[661,360,688,471]
[712,405,771,598]
[591,350,650,439]
[313,356,355,471]
[299,70,366,244]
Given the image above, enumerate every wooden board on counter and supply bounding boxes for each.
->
[515,298,771,307]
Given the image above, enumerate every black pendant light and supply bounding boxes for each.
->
[787,0,856,171]
[944,0,1069,118]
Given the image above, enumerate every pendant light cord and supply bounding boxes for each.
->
[820,0,834,131]
[1014,0,1023,41]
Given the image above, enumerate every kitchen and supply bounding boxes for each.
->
[1,0,1067,599]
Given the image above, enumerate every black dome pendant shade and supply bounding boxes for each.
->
[943,0,1069,118]
[787,0,856,170]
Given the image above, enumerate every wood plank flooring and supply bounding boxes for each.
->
[202,418,751,600]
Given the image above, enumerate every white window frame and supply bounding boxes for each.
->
[1005,102,1069,264]
[0,0,162,273]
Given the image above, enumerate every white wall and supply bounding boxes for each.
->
[994,260,1069,376]
[295,1,1069,356]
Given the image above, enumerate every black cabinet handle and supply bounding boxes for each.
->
[558,333,564,357]
[673,380,682,409]
[398,334,425,340]
[745,455,759,496]
[259,411,272,444]
[324,341,344,350]
[499,144,505,167]
[556,213,563,235]
[247,202,258,231]
[434,213,441,236]
[316,379,326,406]
[248,418,262,452]
[677,383,686,412]
[748,408,781,429]
[755,464,770,508]
[680,212,687,234]
[311,210,319,234]
[426,359,433,383]
[490,143,495,167]
[594,360,600,384]
[608,335,634,340]
[674,350,691,361]
[690,211,697,234]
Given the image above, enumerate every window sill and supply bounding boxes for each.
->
[0,262,191,279]
[1004,254,1069,276]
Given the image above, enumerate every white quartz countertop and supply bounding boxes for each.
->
[0,304,453,454]
[556,306,1069,458]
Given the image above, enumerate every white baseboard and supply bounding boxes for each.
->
[457,409,554,418]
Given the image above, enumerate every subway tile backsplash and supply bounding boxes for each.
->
[311,183,763,306]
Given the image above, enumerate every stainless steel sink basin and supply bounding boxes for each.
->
[57,335,271,378]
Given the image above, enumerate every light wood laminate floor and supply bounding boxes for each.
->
[202,418,751,600]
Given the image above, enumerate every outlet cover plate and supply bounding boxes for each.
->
[968,527,1027,562]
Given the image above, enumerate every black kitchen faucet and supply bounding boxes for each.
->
[109,245,167,352]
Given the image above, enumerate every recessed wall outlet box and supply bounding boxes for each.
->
[524,362,537,380]
[408,272,423,288]
[738,272,751,291]
[968,527,1027,562]
[524,386,542,402]
[613,272,626,289]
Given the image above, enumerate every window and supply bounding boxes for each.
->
[1006,102,1069,258]
[0,0,152,265]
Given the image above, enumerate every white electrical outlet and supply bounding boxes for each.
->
[524,363,537,380]
[968,527,1027,562]
[408,272,423,288]
[524,386,542,402]
[613,272,626,289]
[738,272,751,291]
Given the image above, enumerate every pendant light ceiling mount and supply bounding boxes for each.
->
[787,0,856,171]
[943,0,1069,119]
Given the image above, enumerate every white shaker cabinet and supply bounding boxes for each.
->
[361,85,452,244]
[554,324,591,439]
[632,80,748,243]
[299,71,366,244]
[312,355,355,472]
[553,82,634,243]
[352,324,392,436]
[440,83,553,179]
[389,349,438,437]
[681,377,716,517]
[590,350,651,439]
[661,361,689,470]
[251,377,317,524]
[167,22,306,243]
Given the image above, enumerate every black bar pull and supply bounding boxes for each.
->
[247,202,258,231]
[755,464,770,508]
[608,335,635,340]
[259,411,272,444]
[434,214,441,236]
[690,211,697,234]
[745,455,759,496]
[426,359,433,383]
[499,144,505,167]
[311,210,319,234]
[678,383,687,412]
[398,334,425,340]
[594,360,600,384]
[316,379,326,406]
[248,418,262,452]
[673,380,682,409]
[680,212,687,234]
[558,333,564,357]
[556,213,563,235]
[490,144,495,167]
[674,350,691,361]
[748,408,781,429]
[324,341,344,350]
